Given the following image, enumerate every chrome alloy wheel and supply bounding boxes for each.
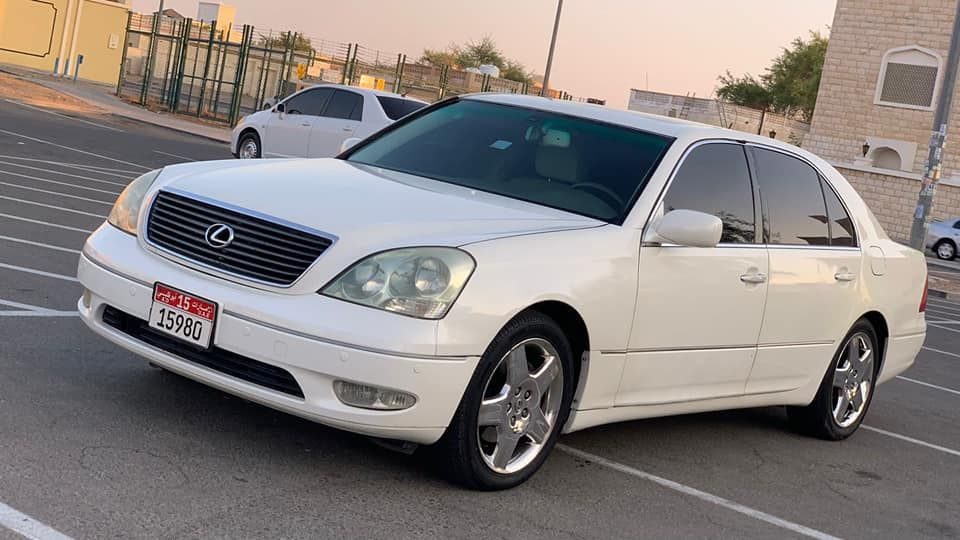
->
[477,338,564,474]
[937,241,956,260]
[239,138,259,159]
[832,332,874,428]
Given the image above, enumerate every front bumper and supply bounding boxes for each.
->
[77,227,480,445]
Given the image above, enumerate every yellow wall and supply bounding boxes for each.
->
[0,0,127,84]
[74,0,126,84]
[0,0,68,72]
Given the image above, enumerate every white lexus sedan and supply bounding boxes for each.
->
[78,95,927,490]
[230,84,427,159]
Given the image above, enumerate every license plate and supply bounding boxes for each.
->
[148,283,217,349]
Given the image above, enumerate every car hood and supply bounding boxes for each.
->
[150,159,602,290]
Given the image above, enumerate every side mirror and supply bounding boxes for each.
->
[645,209,722,248]
[275,103,285,115]
[339,137,362,153]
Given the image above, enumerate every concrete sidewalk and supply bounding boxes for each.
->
[0,65,231,144]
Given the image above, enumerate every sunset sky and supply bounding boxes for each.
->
[131,0,838,108]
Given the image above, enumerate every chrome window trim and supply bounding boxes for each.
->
[141,188,338,290]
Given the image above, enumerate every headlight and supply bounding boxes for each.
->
[321,247,475,319]
[107,169,163,235]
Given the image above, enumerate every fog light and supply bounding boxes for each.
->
[82,289,92,309]
[333,380,416,410]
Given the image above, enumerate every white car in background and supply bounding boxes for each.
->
[926,217,960,260]
[80,95,927,490]
[231,84,427,159]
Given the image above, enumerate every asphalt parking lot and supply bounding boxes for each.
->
[1,98,959,540]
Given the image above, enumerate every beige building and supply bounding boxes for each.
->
[806,0,960,240]
[0,0,129,85]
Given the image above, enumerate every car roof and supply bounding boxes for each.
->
[463,93,800,149]
[308,83,427,103]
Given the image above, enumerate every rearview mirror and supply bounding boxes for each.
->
[275,103,285,114]
[646,209,722,248]
[339,137,362,154]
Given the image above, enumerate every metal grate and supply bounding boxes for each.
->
[146,190,333,286]
[880,62,938,107]
[102,306,304,398]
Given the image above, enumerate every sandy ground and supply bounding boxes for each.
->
[0,71,103,114]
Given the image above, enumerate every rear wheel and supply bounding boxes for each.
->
[788,320,878,440]
[238,132,261,159]
[935,239,956,260]
[436,312,575,490]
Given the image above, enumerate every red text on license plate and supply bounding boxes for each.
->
[153,283,215,321]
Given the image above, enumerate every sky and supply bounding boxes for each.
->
[131,0,838,108]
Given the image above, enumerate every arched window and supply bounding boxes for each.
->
[875,46,942,110]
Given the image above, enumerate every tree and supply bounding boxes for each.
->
[259,32,313,53]
[716,31,827,121]
[715,72,772,111]
[419,36,533,84]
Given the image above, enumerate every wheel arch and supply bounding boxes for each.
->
[523,300,590,392]
[860,310,889,376]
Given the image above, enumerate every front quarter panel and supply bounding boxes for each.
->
[437,225,639,357]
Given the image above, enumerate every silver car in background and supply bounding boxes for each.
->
[927,217,960,259]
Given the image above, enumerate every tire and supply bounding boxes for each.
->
[934,239,957,260]
[434,311,576,490]
[237,132,261,159]
[787,319,879,440]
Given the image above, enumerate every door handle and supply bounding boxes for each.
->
[740,272,767,284]
[300,123,311,127]
[342,127,353,131]
[835,272,856,282]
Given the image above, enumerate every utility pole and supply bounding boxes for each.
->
[910,0,960,250]
[540,0,563,97]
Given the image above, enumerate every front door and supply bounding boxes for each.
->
[263,88,332,158]
[619,142,769,406]
[746,146,864,394]
[308,89,363,157]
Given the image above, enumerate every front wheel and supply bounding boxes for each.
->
[436,311,575,490]
[788,320,879,440]
[237,132,261,159]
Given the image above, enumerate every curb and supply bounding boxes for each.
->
[105,111,232,145]
[929,288,960,302]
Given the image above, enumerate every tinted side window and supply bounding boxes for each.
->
[953,220,960,230]
[821,178,857,247]
[295,87,333,116]
[752,148,829,246]
[325,90,363,120]
[663,144,755,243]
[377,96,427,120]
[282,92,311,115]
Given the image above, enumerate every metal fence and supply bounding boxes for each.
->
[117,14,593,126]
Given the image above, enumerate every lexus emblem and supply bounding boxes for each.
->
[204,223,235,248]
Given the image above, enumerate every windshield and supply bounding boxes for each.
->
[345,100,673,223]
[377,96,427,120]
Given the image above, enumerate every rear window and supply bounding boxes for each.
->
[377,97,427,120]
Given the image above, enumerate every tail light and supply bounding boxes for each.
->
[920,279,929,313]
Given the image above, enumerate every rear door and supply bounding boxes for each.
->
[263,88,332,157]
[307,90,364,157]
[746,146,863,394]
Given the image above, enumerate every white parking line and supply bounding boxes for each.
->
[927,323,960,335]
[862,426,960,458]
[0,196,105,218]
[0,213,93,233]
[926,319,960,325]
[0,170,120,195]
[0,262,79,282]
[0,155,139,176]
[0,128,151,170]
[0,501,73,540]
[4,98,125,133]
[153,150,195,161]
[925,303,960,314]
[0,181,113,205]
[928,297,960,309]
[0,299,78,317]
[0,160,128,187]
[922,346,960,360]
[896,375,960,396]
[0,235,80,254]
[556,444,839,540]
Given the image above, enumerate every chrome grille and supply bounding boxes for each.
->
[146,190,333,286]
